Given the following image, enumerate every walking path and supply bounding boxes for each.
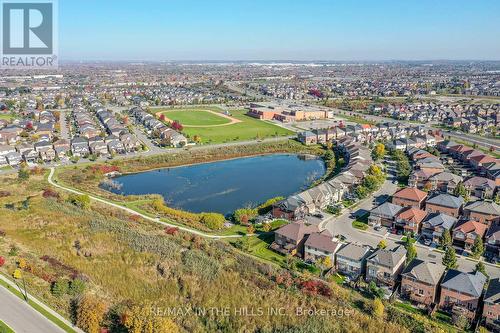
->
[47,168,243,239]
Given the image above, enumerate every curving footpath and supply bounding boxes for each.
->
[47,168,243,239]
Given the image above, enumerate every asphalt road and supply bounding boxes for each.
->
[0,283,66,333]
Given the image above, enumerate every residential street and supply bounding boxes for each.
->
[325,172,500,278]
[0,280,68,333]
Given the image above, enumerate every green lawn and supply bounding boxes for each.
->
[161,109,231,126]
[159,108,293,144]
[0,113,15,121]
[0,320,14,333]
[231,234,286,266]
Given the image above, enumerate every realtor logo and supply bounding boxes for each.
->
[1,0,58,68]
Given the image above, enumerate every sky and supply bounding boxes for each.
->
[59,0,500,61]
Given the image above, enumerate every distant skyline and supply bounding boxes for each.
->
[60,0,500,61]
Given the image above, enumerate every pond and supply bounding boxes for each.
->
[102,154,326,215]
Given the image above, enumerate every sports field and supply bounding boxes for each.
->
[156,107,293,144]
[161,109,232,126]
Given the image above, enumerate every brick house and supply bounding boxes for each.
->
[392,187,428,209]
[428,172,463,194]
[463,200,500,227]
[463,176,496,200]
[483,278,500,331]
[452,220,488,253]
[272,196,308,221]
[368,202,403,228]
[303,230,342,263]
[421,213,457,244]
[401,259,446,306]
[271,222,319,256]
[439,270,487,320]
[365,245,406,289]
[425,193,464,218]
[335,243,371,280]
[394,207,427,234]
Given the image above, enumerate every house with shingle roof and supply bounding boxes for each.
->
[452,220,488,252]
[483,278,500,331]
[304,230,342,263]
[394,207,427,234]
[439,270,487,319]
[421,213,457,244]
[392,187,428,209]
[425,193,464,218]
[464,176,497,199]
[429,172,463,194]
[464,200,500,227]
[271,222,319,256]
[368,202,403,227]
[401,259,446,306]
[335,243,372,280]
[366,245,406,288]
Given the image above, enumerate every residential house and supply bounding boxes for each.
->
[5,151,22,165]
[452,220,488,253]
[439,270,487,320]
[428,172,463,193]
[365,245,406,289]
[303,230,342,263]
[271,222,319,256]
[401,259,446,306]
[368,202,403,228]
[272,196,308,221]
[425,194,464,218]
[394,207,427,234]
[463,176,496,199]
[71,137,90,157]
[392,187,428,209]
[421,213,457,244]
[486,225,500,257]
[463,200,500,227]
[335,243,371,280]
[482,278,500,331]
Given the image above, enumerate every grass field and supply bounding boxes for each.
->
[157,107,293,144]
[161,109,231,126]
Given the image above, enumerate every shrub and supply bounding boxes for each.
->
[0,256,5,267]
[69,278,86,296]
[42,188,60,199]
[199,212,225,230]
[76,294,106,333]
[51,279,69,297]
[67,194,91,210]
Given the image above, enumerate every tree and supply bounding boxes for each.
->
[123,303,179,333]
[317,256,333,277]
[373,143,386,161]
[369,281,385,298]
[67,194,91,210]
[471,237,484,259]
[262,222,271,232]
[18,166,30,181]
[377,240,387,249]
[440,229,452,248]
[371,298,385,319]
[475,261,488,278]
[442,246,458,269]
[246,225,255,235]
[51,279,69,297]
[406,243,417,264]
[69,278,86,296]
[199,213,225,230]
[76,294,106,333]
[453,182,469,202]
